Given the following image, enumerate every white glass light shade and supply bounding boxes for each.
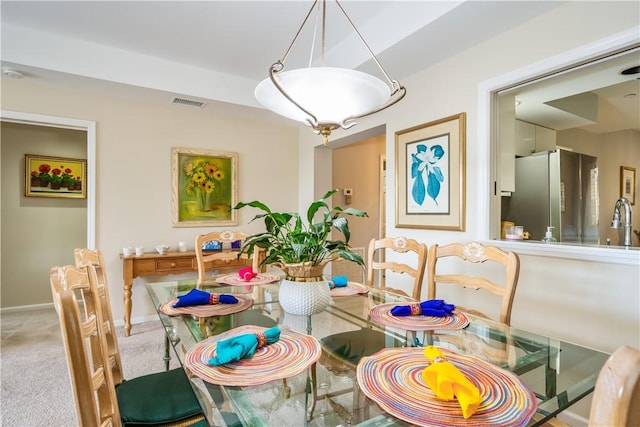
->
[255,67,391,125]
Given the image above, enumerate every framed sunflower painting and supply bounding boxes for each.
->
[171,147,238,227]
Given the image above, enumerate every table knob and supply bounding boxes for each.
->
[170,262,177,268]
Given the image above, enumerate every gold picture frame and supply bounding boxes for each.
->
[395,113,466,230]
[621,166,636,205]
[171,147,238,227]
[24,154,87,199]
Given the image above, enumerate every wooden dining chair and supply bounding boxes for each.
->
[538,345,640,427]
[316,237,427,422]
[50,264,205,427]
[194,230,264,287]
[588,345,640,427]
[427,241,520,325]
[366,236,428,300]
[74,248,124,385]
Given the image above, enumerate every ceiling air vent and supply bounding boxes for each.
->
[170,96,206,108]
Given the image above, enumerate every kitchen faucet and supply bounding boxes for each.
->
[611,197,633,247]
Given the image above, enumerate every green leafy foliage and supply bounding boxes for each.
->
[234,189,368,267]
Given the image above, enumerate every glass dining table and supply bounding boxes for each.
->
[145,277,609,427]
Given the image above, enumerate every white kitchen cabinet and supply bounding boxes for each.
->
[500,94,516,193]
[535,125,556,152]
[515,120,556,156]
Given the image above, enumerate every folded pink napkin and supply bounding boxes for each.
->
[238,267,257,281]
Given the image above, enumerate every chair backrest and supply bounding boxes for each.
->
[427,242,520,325]
[50,265,121,427]
[366,237,428,300]
[589,345,640,427]
[194,230,263,286]
[327,247,365,283]
[74,248,124,385]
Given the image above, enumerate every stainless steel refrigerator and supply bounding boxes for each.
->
[505,149,599,243]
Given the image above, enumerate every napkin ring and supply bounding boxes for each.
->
[410,303,422,316]
[255,332,267,348]
[209,294,219,305]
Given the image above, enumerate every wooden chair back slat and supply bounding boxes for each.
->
[366,236,428,301]
[75,248,124,385]
[427,242,520,325]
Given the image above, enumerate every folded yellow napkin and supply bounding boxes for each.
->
[422,346,482,419]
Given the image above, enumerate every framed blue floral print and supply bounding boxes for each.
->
[395,113,466,230]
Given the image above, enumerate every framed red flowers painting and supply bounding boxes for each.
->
[24,154,87,199]
[171,147,238,227]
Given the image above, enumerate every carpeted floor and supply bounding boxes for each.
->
[1,307,178,427]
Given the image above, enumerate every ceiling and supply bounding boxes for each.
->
[1,1,638,134]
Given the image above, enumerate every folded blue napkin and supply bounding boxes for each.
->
[173,288,238,308]
[328,275,348,289]
[208,327,281,365]
[390,299,455,317]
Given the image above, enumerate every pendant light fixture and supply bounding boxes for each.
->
[254,0,406,145]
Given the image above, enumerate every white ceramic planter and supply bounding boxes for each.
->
[278,277,332,316]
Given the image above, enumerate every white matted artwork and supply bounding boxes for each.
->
[395,113,466,230]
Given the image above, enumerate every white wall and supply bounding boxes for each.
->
[300,1,640,356]
[1,77,300,321]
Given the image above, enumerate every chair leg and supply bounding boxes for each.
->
[163,334,171,371]
[306,363,317,421]
[282,378,291,399]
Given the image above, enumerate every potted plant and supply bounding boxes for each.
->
[234,188,368,315]
[49,168,63,189]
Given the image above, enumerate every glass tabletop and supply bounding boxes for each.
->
[145,278,609,427]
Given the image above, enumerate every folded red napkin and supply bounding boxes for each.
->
[173,289,238,307]
[422,346,482,419]
[390,299,455,317]
[238,267,257,281]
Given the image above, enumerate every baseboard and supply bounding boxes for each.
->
[113,314,159,327]
[1,304,158,328]
[0,302,54,313]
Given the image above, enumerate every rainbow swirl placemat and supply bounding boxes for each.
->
[215,273,280,286]
[330,281,369,297]
[159,294,253,317]
[369,303,470,331]
[185,325,321,386]
[357,347,538,426]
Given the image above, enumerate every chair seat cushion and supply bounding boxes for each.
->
[116,368,202,426]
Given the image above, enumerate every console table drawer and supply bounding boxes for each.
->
[155,258,194,272]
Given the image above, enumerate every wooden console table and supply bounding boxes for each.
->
[120,250,253,336]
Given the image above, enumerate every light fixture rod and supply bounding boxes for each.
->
[280,0,319,65]
[333,0,395,87]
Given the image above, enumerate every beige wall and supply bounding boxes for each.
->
[1,122,87,307]
[331,134,385,251]
[1,78,300,319]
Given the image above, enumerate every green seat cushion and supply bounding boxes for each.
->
[116,368,203,426]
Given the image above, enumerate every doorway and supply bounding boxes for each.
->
[0,110,96,309]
